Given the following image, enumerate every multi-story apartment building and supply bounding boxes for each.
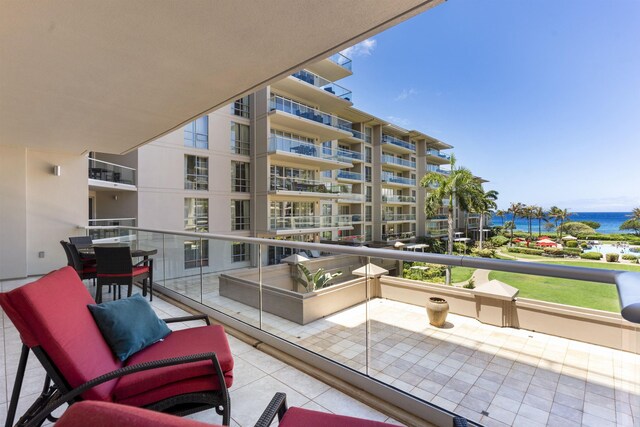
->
[88,53,483,266]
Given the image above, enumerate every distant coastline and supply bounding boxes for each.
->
[498,212,632,234]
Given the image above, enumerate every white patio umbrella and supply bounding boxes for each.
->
[394,241,406,249]
[562,235,577,240]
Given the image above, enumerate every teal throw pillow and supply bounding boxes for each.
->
[88,294,171,361]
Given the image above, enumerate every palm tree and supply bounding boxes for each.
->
[420,154,483,257]
[507,202,524,245]
[557,208,572,241]
[495,209,507,226]
[472,189,498,249]
[531,205,545,237]
[548,206,562,240]
[522,205,534,239]
[632,207,640,221]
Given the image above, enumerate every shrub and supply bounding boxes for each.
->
[578,220,601,230]
[632,258,639,264]
[580,242,588,248]
[622,254,638,261]
[565,240,578,248]
[453,242,468,254]
[507,247,544,255]
[490,235,509,247]
[563,248,582,256]
[463,278,475,289]
[403,263,446,282]
[472,248,496,258]
[560,222,596,236]
[580,252,602,260]
[606,253,619,262]
[543,248,565,257]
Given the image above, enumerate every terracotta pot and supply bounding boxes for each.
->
[426,297,449,327]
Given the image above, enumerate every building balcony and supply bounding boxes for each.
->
[381,134,415,154]
[269,214,353,233]
[272,70,352,111]
[337,121,369,144]
[425,149,451,165]
[337,193,365,203]
[268,95,353,141]
[337,147,363,163]
[382,195,416,204]
[380,172,415,188]
[269,175,347,199]
[381,154,415,171]
[382,231,416,241]
[305,52,353,81]
[382,213,416,222]
[426,165,451,175]
[336,234,366,244]
[86,218,136,241]
[88,158,137,191]
[267,136,352,171]
[336,170,362,182]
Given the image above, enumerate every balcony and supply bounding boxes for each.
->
[272,70,352,111]
[382,213,416,222]
[382,195,416,204]
[380,172,415,187]
[72,227,640,427]
[382,231,416,241]
[337,147,363,163]
[336,234,366,244]
[305,52,353,81]
[426,165,451,175]
[267,136,352,170]
[337,120,369,144]
[336,170,362,182]
[381,154,415,170]
[337,193,365,203]
[269,175,348,200]
[86,218,136,241]
[88,158,136,191]
[425,149,451,165]
[268,95,353,141]
[269,214,353,233]
[381,134,415,153]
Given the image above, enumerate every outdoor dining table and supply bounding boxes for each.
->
[78,243,157,298]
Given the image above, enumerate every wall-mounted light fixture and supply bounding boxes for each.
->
[52,165,62,176]
[113,195,118,201]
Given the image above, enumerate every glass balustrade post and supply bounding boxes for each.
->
[258,244,263,330]
[199,237,204,303]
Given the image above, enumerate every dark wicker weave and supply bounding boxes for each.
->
[68,236,93,249]
[60,241,97,284]
[94,246,153,303]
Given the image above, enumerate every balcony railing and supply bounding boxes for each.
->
[270,95,354,133]
[426,165,451,175]
[382,195,416,203]
[328,52,352,71]
[337,148,363,162]
[291,70,352,101]
[381,154,416,169]
[382,213,416,222]
[336,170,362,181]
[381,172,416,186]
[381,134,415,151]
[93,226,640,427]
[426,149,451,161]
[88,158,136,186]
[336,234,365,243]
[268,136,349,164]
[270,175,345,194]
[270,215,352,230]
[382,231,416,241]
[86,218,136,240]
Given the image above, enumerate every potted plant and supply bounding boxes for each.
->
[295,263,342,292]
[426,297,449,327]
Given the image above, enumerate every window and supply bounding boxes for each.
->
[231,242,250,262]
[365,147,372,163]
[365,225,372,241]
[365,166,372,183]
[232,96,250,118]
[321,170,332,178]
[231,200,250,230]
[364,126,372,144]
[231,122,250,155]
[365,205,372,222]
[231,161,250,192]
[184,198,209,269]
[184,116,208,149]
[184,155,208,190]
[184,198,208,232]
[366,186,372,202]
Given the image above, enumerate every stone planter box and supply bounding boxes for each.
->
[219,274,368,325]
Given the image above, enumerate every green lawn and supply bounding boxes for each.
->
[451,267,475,283]
[488,261,640,312]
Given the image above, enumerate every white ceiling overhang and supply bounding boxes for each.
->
[0,0,444,154]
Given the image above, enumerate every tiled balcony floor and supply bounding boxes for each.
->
[0,276,399,427]
[161,273,640,427]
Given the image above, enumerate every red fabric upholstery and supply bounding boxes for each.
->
[98,266,149,278]
[56,401,221,427]
[0,267,121,401]
[280,407,396,427]
[114,325,233,403]
[81,266,97,274]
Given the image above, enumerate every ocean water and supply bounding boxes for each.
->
[496,212,633,235]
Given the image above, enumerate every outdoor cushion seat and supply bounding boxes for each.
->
[0,266,232,426]
[98,265,149,278]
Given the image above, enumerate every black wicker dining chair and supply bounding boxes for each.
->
[69,235,93,249]
[94,246,153,303]
[60,241,97,285]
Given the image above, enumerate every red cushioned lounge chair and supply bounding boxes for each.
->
[0,266,233,427]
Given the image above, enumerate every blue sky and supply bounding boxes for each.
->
[340,0,640,212]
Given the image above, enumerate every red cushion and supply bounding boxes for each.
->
[280,407,396,427]
[82,266,97,273]
[98,266,149,278]
[56,401,221,427]
[0,267,121,401]
[113,325,233,402]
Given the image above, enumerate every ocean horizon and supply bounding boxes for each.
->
[495,211,633,234]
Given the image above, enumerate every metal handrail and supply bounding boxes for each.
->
[88,158,136,171]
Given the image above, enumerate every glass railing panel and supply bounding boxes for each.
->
[381,155,416,168]
[270,176,345,194]
[336,170,362,181]
[86,220,137,241]
[337,148,363,161]
[261,244,368,374]
[88,158,136,185]
[270,95,333,126]
[381,135,416,151]
[291,70,352,101]
[381,173,416,186]
[426,165,451,175]
[328,52,352,71]
[426,149,451,161]
[382,195,416,203]
[269,136,350,163]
